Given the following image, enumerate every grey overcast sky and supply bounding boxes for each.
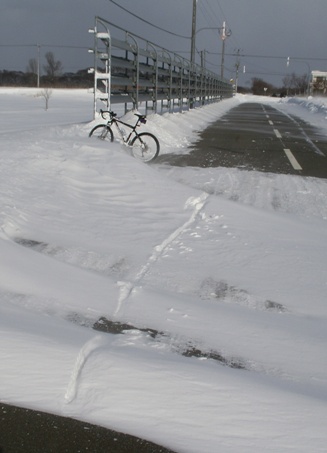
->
[1,0,326,87]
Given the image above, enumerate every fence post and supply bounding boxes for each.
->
[90,17,111,118]
[89,17,232,116]
[126,32,139,110]
[146,42,158,114]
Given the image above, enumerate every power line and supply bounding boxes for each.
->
[107,0,191,39]
[204,50,326,62]
[0,44,88,50]
[242,54,327,62]
[216,0,227,20]
[203,0,221,24]
[198,1,218,33]
[244,71,290,77]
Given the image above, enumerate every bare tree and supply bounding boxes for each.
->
[43,52,63,80]
[282,74,292,96]
[283,72,308,95]
[294,74,308,95]
[38,88,52,110]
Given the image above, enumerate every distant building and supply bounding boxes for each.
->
[310,71,327,95]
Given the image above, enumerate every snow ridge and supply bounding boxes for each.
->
[114,193,209,316]
[64,335,109,404]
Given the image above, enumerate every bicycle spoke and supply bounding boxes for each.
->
[89,124,114,142]
[89,113,159,162]
[131,133,160,162]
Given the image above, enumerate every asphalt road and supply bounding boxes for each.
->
[0,403,177,453]
[156,101,327,178]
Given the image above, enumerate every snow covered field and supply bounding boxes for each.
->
[0,88,327,452]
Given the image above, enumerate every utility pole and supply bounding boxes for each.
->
[200,50,206,68]
[234,49,241,93]
[190,0,197,65]
[37,44,40,88]
[220,21,231,79]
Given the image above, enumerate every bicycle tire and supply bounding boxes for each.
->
[130,132,160,162]
[89,124,114,142]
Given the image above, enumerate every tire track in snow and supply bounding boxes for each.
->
[65,334,109,404]
[114,192,209,316]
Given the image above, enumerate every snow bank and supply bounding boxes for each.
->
[0,89,327,453]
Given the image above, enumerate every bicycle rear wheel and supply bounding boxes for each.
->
[130,132,160,162]
[89,124,114,142]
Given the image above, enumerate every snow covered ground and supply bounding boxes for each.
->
[0,87,326,452]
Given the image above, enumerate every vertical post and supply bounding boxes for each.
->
[220,21,231,80]
[200,50,205,68]
[126,33,139,110]
[190,0,197,108]
[307,71,311,96]
[234,49,240,93]
[221,22,226,79]
[200,51,205,105]
[173,54,183,113]
[36,44,40,88]
[190,0,197,65]
[88,18,98,118]
[147,42,158,114]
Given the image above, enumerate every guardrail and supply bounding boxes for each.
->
[88,16,233,117]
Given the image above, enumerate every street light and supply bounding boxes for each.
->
[192,24,231,79]
[220,22,232,79]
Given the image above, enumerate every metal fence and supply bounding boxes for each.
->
[88,16,233,117]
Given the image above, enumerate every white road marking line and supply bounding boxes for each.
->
[274,129,282,139]
[269,120,274,125]
[279,110,325,156]
[284,149,302,170]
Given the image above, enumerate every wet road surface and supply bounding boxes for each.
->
[156,102,327,179]
[0,402,177,453]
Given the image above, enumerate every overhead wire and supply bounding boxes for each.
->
[103,1,324,79]
[106,0,246,73]
[198,2,217,29]
[107,0,191,39]
[215,0,227,19]
[202,0,221,26]
[203,0,241,51]
[196,0,242,72]
[196,1,223,69]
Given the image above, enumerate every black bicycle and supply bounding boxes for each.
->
[89,110,160,162]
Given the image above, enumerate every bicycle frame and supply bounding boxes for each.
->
[90,110,160,162]
[101,110,146,145]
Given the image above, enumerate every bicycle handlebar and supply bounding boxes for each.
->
[100,109,117,120]
[99,109,147,124]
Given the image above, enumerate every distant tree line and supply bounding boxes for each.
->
[0,52,93,88]
[250,72,309,97]
[1,51,310,97]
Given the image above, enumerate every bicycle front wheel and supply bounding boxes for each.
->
[130,132,160,162]
[89,124,114,142]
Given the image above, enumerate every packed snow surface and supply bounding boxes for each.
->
[0,88,327,452]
